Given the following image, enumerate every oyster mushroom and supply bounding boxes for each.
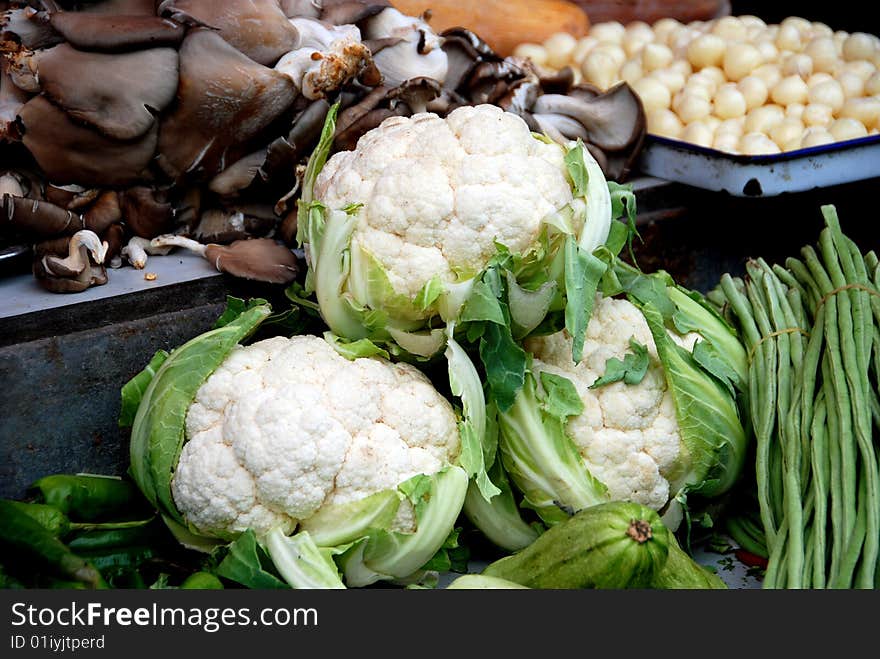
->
[3,192,84,237]
[80,0,161,15]
[18,95,159,187]
[151,234,298,284]
[121,234,172,269]
[32,228,108,293]
[362,7,447,87]
[83,190,122,234]
[120,186,174,238]
[8,43,179,141]
[388,76,442,114]
[531,84,646,153]
[157,0,300,66]
[0,6,60,52]
[48,12,186,52]
[0,63,28,142]
[102,221,125,268]
[155,28,298,182]
[275,18,375,100]
[317,0,390,26]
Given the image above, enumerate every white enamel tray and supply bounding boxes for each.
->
[637,133,880,197]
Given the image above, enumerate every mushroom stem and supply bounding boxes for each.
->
[42,229,107,277]
[122,235,173,269]
[150,234,207,257]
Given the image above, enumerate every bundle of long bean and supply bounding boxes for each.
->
[715,205,880,589]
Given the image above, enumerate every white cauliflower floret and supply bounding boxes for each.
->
[171,335,460,538]
[523,295,696,511]
[313,104,575,301]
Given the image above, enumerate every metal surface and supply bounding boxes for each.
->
[638,133,880,198]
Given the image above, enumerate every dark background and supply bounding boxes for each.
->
[730,1,880,33]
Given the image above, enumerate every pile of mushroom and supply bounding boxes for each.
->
[0,0,646,293]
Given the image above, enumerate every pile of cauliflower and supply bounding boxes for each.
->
[173,335,461,539]
[128,101,746,587]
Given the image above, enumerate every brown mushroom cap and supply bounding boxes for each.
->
[158,0,299,66]
[318,0,390,27]
[19,95,158,187]
[532,83,646,153]
[3,192,84,237]
[80,0,161,15]
[120,186,174,238]
[155,28,298,182]
[1,7,61,52]
[204,238,298,284]
[20,43,179,141]
[0,64,29,142]
[83,190,122,234]
[48,13,186,52]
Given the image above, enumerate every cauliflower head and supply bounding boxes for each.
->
[312,104,575,303]
[523,295,697,512]
[171,334,460,539]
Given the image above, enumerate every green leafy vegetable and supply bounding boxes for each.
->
[590,338,649,389]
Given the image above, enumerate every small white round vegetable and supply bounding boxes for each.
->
[642,42,674,72]
[681,120,715,147]
[632,76,672,112]
[753,63,783,89]
[756,40,780,64]
[744,104,786,133]
[784,100,805,117]
[771,75,809,106]
[592,43,627,69]
[669,59,694,78]
[781,16,813,38]
[738,75,769,110]
[782,53,813,79]
[649,67,686,93]
[589,21,626,45]
[775,24,804,53]
[806,72,834,88]
[740,15,767,31]
[713,131,740,153]
[866,72,880,96]
[842,60,877,82]
[571,36,599,65]
[802,103,834,127]
[687,33,726,69]
[673,92,712,123]
[807,79,845,113]
[680,80,713,102]
[543,32,578,69]
[620,58,644,85]
[770,117,806,150]
[716,117,745,137]
[623,21,655,57]
[836,71,866,99]
[801,126,835,147]
[843,32,877,62]
[840,97,880,129]
[811,22,834,39]
[703,115,722,134]
[829,117,869,141]
[712,16,748,42]
[805,37,839,73]
[652,18,682,46]
[723,42,764,82]
[740,131,781,155]
[513,43,549,67]
[700,66,728,89]
[714,84,748,119]
[646,108,684,138]
[581,50,619,90]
